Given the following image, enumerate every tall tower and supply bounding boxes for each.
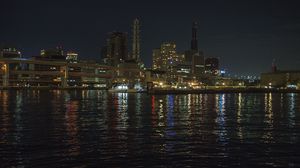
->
[191,21,198,51]
[132,18,140,61]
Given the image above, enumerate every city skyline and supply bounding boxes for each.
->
[1,0,300,76]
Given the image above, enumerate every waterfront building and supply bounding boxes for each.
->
[0,58,114,88]
[111,59,145,90]
[145,69,167,89]
[261,70,300,88]
[0,47,22,82]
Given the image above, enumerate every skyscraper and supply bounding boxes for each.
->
[184,21,205,76]
[152,48,161,70]
[161,42,177,71]
[191,22,198,51]
[152,42,180,71]
[132,18,140,61]
[106,32,128,66]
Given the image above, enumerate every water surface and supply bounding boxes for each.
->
[0,90,299,167]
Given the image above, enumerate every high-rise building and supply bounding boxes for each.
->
[160,42,178,70]
[66,51,78,63]
[152,42,182,71]
[106,32,128,66]
[205,57,219,75]
[152,48,161,70]
[184,21,205,76]
[191,22,198,51]
[0,47,21,59]
[152,42,181,83]
[161,42,178,83]
[132,18,140,61]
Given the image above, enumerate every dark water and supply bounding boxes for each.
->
[0,90,299,167]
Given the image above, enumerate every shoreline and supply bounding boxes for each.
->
[0,86,300,94]
[148,88,300,94]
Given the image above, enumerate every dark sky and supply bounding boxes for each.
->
[1,0,300,76]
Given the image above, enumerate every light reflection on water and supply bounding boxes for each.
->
[0,90,300,167]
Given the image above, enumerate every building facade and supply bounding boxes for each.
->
[66,51,78,63]
[205,57,219,76]
[161,42,178,71]
[152,48,161,70]
[0,47,21,59]
[39,46,65,60]
[261,70,300,87]
[106,32,128,66]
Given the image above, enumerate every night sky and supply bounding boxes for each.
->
[1,0,300,76]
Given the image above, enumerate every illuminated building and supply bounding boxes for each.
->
[0,58,114,88]
[66,51,78,63]
[112,59,145,90]
[161,42,180,82]
[0,48,22,80]
[161,42,178,69]
[40,46,65,60]
[33,46,66,61]
[0,47,21,59]
[106,32,128,66]
[205,57,219,75]
[145,69,167,89]
[152,48,161,70]
[176,64,192,82]
[152,42,179,71]
[131,18,140,61]
[261,70,300,88]
[151,42,180,83]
